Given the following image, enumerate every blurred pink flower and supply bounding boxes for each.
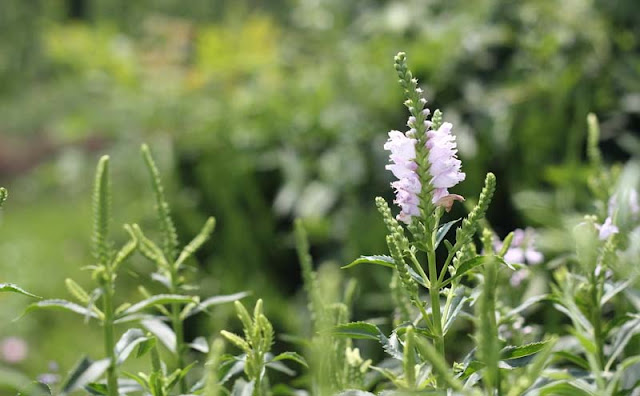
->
[596,216,618,240]
[1,336,27,363]
[384,130,421,224]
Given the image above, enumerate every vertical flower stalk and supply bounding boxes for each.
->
[93,156,119,396]
[383,52,467,373]
[386,53,465,226]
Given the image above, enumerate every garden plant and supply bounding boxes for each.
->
[0,51,638,395]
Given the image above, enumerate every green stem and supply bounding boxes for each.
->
[170,269,188,394]
[102,277,118,396]
[590,274,605,371]
[427,246,445,368]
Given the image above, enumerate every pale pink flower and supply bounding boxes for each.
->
[1,337,27,363]
[384,130,421,223]
[596,216,618,240]
[426,122,465,205]
[498,228,544,266]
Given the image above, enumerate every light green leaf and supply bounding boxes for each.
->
[141,318,176,353]
[115,328,151,365]
[442,256,490,287]
[60,357,111,395]
[24,299,99,319]
[443,286,467,334]
[332,322,386,341]
[538,380,595,396]
[435,218,461,249]
[269,351,308,368]
[183,291,250,318]
[500,340,553,361]
[186,336,209,353]
[0,283,40,299]
[605,316,640,371]
[341,255,395,269]
[117,294,196,318]
[336,391,377,396]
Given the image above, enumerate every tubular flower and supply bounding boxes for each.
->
[385,119,467,222]
[426,122,466,209]
[384,131,420,224]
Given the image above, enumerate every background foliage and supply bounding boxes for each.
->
[0,0,639,381]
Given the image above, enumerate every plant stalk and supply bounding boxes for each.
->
[102,276,119,396]
[170,268,188,394]
[427,241,445,387]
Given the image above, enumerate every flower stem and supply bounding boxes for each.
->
[170,268,188,394]
[102,276,118,396]
[427,243,445,381]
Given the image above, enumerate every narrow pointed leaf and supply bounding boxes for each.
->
[117,294,196,317]
[60,357,111,395]
[24,299,99,319]
[332,322,386,341]
[183,291,250,318]
[342,255,395,269]
[500,340,553,361]
[141,318,176,353]
[188,336,209,353]
[0,283,40,298]
[442,256,493,286]
[115,328,151,365]
[269,352,308,368]
[435,218,461,248]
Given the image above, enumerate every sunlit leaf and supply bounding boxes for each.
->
[341,255,395,269]
[0,283,40,298]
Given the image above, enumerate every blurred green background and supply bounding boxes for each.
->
[0,0,639,381]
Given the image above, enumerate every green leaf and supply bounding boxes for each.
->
[115,328,151,365]
[84,383,108,395]
[442,256,491,287]
[117,294,196,318]
[502,294,549,322]
[332,322,386,341]
[183,291,250,318]
[141,318,176,353]
[136,336,157,358]
[265,360,296,376]
[60,357,111,395]
[500,340,553,360]
[601,279,634,306]
[270,351,308,368]
[538,380,595,396]
[435,218,461,249]
[605,316,640,371]
[0,283,40,299]
[553,351,590,370]
[443,286,467,334]
[188,336,209,353]
[231,378,255,396]
[342,255,395,269]
[24,299,99,319]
